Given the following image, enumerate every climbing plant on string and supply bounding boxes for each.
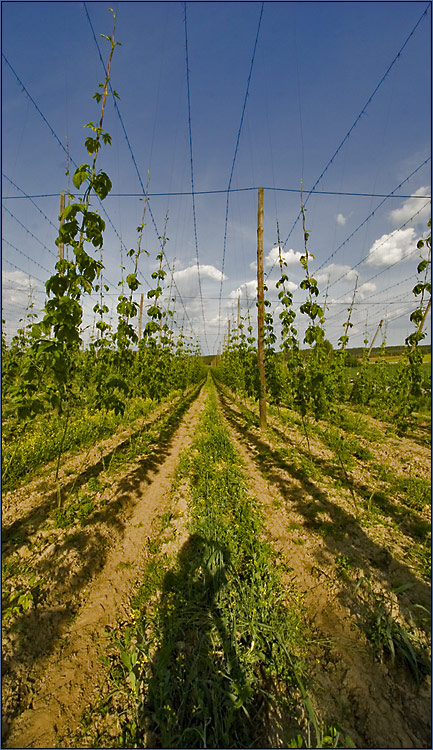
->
[350,317,373,406]
[275,228,301,409]
[297,198,330,423]
[99,180,152,414]
[329,275,358,403]
[8,9,120,481]
[234,305,258,398]
[394,219,431,431]
[262,281,283,405]
[137,219,172,401]
[245,298,260,397]
[236,309,251,396]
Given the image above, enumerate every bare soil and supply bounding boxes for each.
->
[2,386,207,749]
[215,386,431,749]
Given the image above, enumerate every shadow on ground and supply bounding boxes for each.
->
[217,388,430,610]
[1,384,202,743]
[216,388,432,748]
[141,533,266,749]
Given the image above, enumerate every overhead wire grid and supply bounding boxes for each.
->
[274,2,431,257]
[83,1,198,342]
[183,1,209,354]
[2,3,431,349]
[217,0,265,337]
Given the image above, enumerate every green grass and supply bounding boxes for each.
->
[2,557,25,580]
[52,492,95,529]
[87,476,106,493]
[335,555,355,579]
[317,425,373,467]
[392,476,431,511]
[367,593,430,683]
[411,542,432,580]
[316,522,346,541]
[330,408,382,442]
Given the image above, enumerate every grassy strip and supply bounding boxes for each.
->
[147,388,304,748]
[99,380,353,749]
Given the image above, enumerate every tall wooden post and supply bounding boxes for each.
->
[257,187,267,429]
[138,293,144,340]
[368,319,383,360]
[59,192,65,261]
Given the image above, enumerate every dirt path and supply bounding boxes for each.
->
[216,389,431,749]
[4,386,207,749]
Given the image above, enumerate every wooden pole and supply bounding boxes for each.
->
[59,192,65,261]
[349,316,384,402]
[257,187,267,429]
[138,293,144,340]
[368,319,383,360]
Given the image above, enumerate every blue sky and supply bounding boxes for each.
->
[2,1,431,354]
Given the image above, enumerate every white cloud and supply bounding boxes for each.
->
[358,281,376,298]
[229,280,257,300]
[316,263,358,285]
[282,280,297,292]
[365,227,416,266]
[2,269,40,289]
[389,187,431,227]
[229,276,297,304]
[1,270,43,309]
[174,264,226,284]
[336,213,347,226]
[265,246,302,268]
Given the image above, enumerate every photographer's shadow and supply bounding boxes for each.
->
[146,533,253,748]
